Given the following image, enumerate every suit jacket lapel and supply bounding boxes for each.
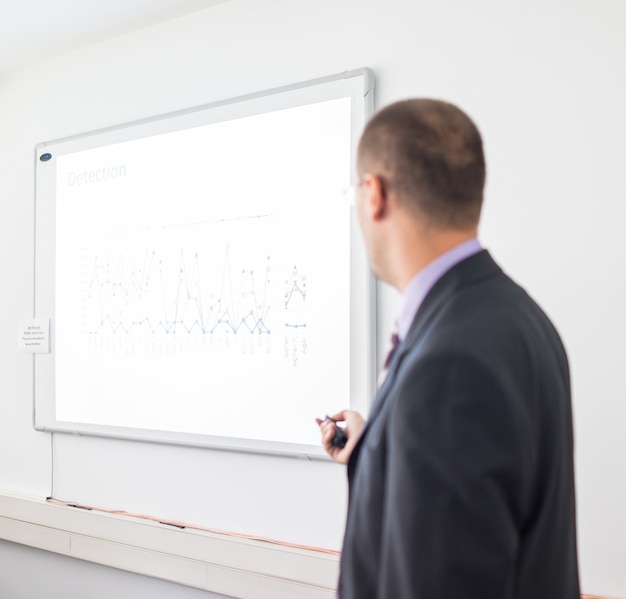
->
[348,251,502,482]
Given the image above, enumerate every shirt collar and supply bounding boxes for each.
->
[396,238,483,341]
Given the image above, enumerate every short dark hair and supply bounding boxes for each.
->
[357,99,486,229]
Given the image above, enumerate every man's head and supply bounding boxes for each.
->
[357,98,485,230]
[354,99,486,288]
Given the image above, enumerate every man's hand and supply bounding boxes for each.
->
[315,410,365,464]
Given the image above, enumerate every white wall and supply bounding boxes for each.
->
[0,539,227,599]
[1,0,625,597]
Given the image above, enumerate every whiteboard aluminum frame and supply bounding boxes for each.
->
[33,68,376,459]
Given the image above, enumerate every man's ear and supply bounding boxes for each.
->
[362,173,388,221]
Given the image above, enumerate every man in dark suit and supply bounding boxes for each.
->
[317,99,580,598]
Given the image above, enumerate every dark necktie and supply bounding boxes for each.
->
[377,329,400,388]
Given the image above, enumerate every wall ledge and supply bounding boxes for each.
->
[0,490,338,598]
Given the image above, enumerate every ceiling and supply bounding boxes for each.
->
[0,0,228,75]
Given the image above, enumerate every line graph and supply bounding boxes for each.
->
[85,247,280,337]
[284,266,306,330]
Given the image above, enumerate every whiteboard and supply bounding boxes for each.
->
[33,69,376,458]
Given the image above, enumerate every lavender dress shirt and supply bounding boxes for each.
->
[396,238,483,342]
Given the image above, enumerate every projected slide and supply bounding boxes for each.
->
[53,97,352,446]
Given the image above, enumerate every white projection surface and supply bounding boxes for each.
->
[34,70,375,456]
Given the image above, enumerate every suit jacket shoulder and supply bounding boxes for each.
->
[340,251,579,599]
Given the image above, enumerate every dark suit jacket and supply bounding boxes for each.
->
[339,250,579,599]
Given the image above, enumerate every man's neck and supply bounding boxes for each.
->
[395,226,479,292]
